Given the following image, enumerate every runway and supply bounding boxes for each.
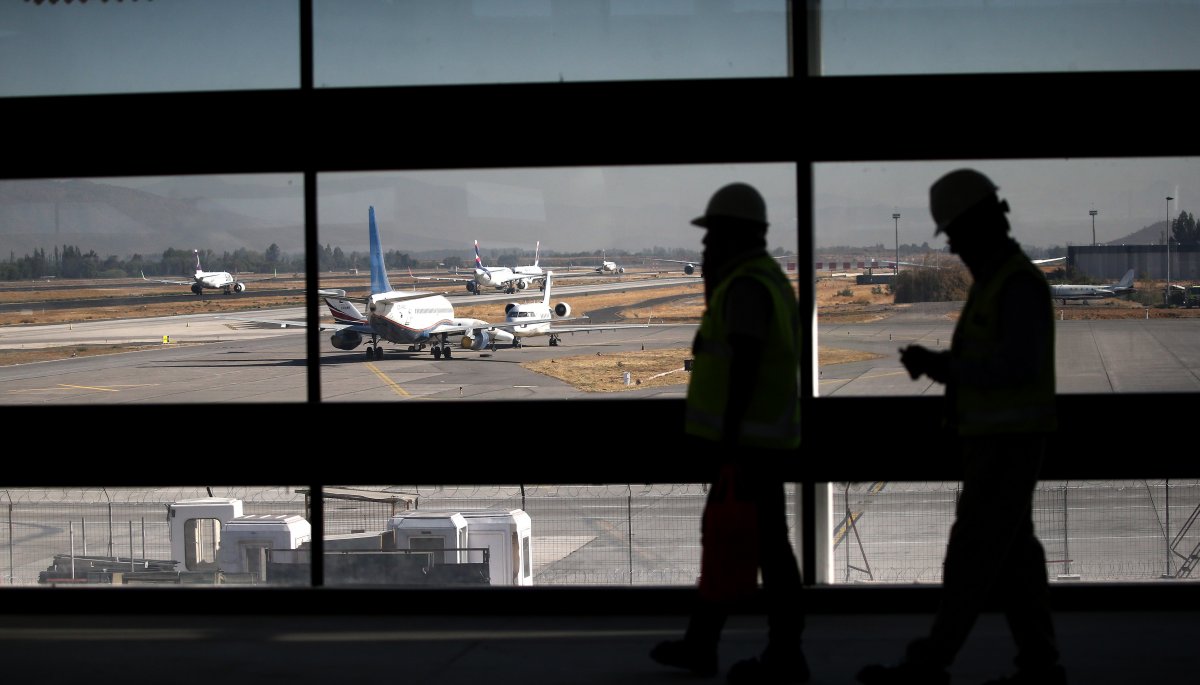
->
[3,297,1200,404]
[0,305,696,405]
[818,301,1200,395]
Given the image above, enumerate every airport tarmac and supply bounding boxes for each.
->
[2,298,1199,404]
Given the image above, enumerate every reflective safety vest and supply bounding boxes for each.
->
[685,255,800,449]
[951,252,1057,436]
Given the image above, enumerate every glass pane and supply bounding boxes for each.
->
[0,1,299,97]
[831,480,1200,583]
[0,487,304,586]
[314,0,789,87]
[0,174,307,405]
[814,158,1200,396]
[819,1,1200,76]
[315,483,796,587]
[316,164,797,401]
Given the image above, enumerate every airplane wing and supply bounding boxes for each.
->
[407,268,473,283]
[141,271,194,286]
[545,322,652,334]
[1032,257,1066,266]
[213,314,352,333]
[373,290,452,305]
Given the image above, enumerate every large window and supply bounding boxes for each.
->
[814,158,1200,396]
[2,2,1198,604]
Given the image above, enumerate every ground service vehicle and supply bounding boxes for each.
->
[38,497,533,586]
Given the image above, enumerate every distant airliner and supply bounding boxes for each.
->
[141,250,268,295]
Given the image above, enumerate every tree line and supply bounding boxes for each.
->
[1171,210,1200,245]
[0,244,303,282]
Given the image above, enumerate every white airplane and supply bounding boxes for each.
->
[467,239,546,294]
[595,251,625,275]
[407,240,545,295]
[491,270,650,349]
[654,254,797,276]
[316,208,565,360]
[653,258,701,275]
[1050,268,1136,304]
[141,250,267,295]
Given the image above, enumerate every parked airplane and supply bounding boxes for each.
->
[316,209,565,359]
[488,271,649,349]
[1050,268,1136,304]
[141,250,269,295]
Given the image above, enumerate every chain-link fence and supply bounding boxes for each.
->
[833,480,1200,583]
[3,482,1197,586]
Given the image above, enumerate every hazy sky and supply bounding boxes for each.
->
[4,1,1197,97]
[815,158,1200,251]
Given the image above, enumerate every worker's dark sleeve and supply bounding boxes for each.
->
[949,270,1050,390]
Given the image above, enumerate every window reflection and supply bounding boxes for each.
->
[0,1,299,97]
[814,158,1200,396]
[819,1,1200,76]
[313,0,789,87]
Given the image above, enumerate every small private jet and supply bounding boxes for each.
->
[490,270,648,349]
[1049,268,1136,304]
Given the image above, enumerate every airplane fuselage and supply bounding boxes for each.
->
[197,271,236,289]
[368,293,456,344]
[1050,285,1114,302]
[473,266,542,293]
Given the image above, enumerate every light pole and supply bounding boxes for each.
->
[1166,196,1174,306]
[892,213,900,278]
[1089,209,1098,247]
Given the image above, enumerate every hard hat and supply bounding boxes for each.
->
[691,182,768,230]
[930,169,1000,234]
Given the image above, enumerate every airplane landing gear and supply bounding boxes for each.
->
[374,346,383,360]
[549,335,560,347]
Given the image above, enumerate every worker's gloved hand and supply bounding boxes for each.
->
[899,345,948,383]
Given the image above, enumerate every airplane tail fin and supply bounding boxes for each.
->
[1118,268,1135,289]
[193,249,202,274]
[533,240,540,268]
[474,240,488,273]
[323,292,367,325]
[542,271,553,307]
[368,206,393,295]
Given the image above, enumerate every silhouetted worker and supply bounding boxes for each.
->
[857,169,1064,685]
[650,182,805,684]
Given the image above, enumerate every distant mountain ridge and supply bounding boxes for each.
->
[0,179,304,260]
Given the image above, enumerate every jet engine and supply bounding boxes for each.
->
[554,302,572,318]
[516,280,528,290]
[683,264,695,275]
[233,282,246,293]
[462,328,492,351]
[330,330,363,351]
[505,302,518,315]
[617,267,625,274]
[466,281,477,293]
[191,283,204,295]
